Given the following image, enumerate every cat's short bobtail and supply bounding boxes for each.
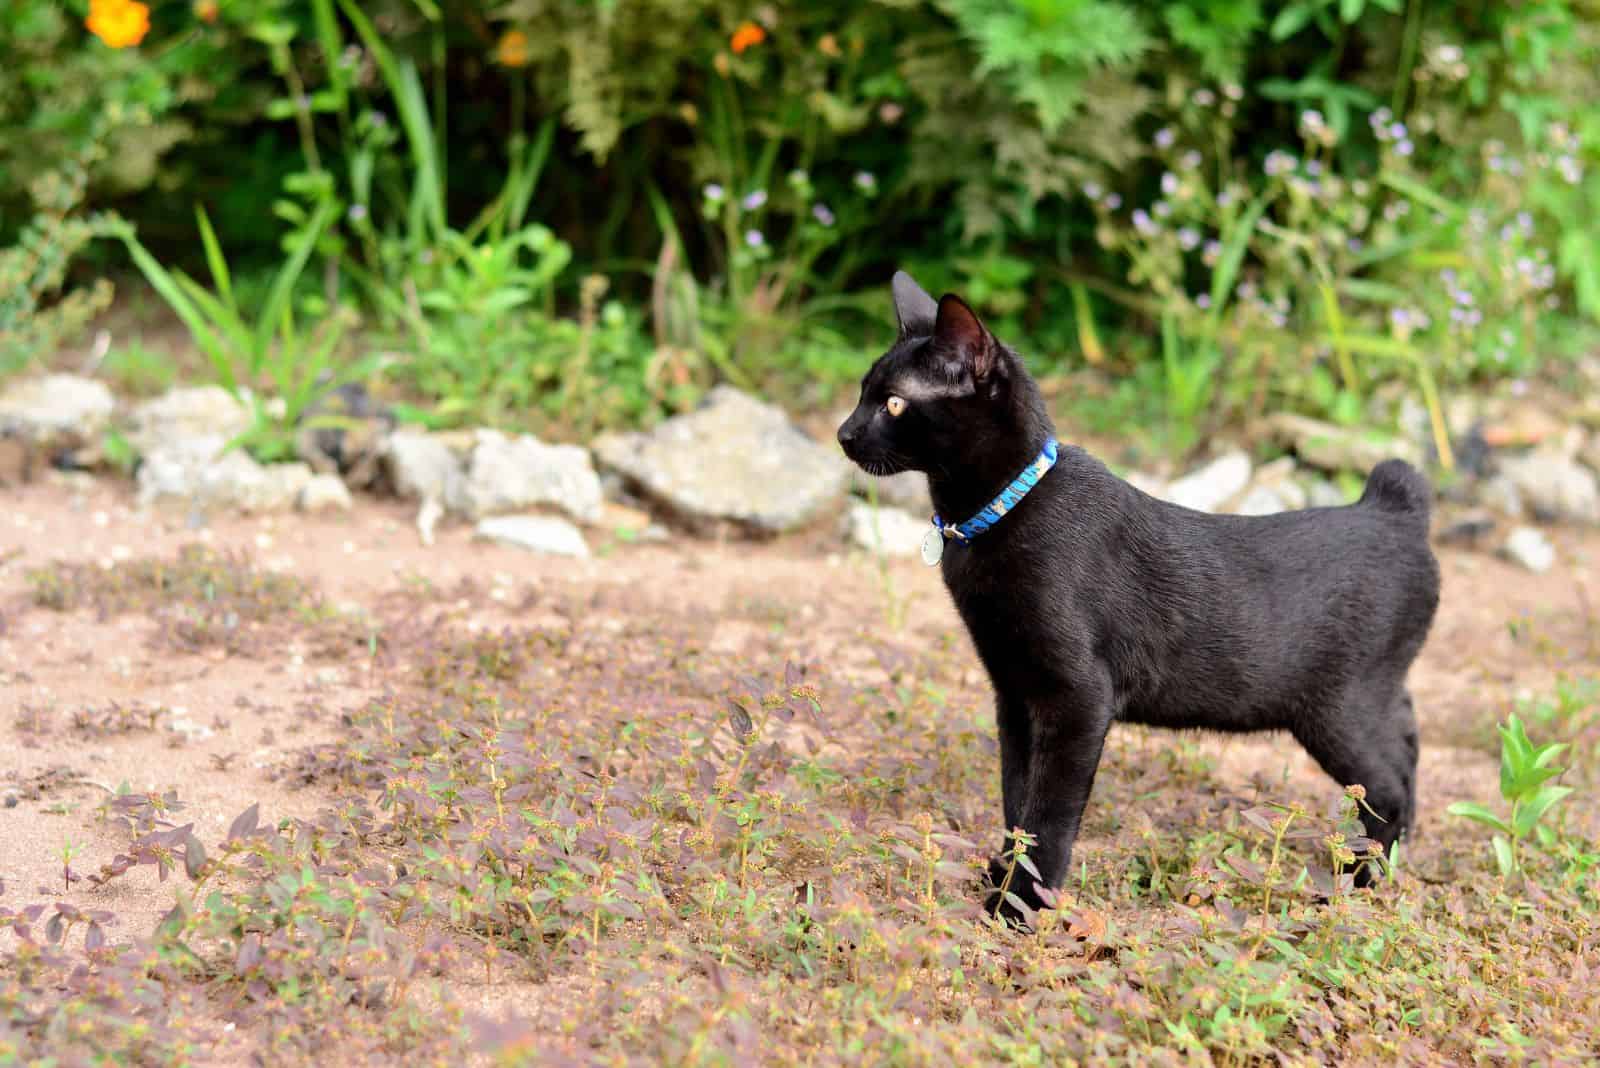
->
[838,271,1440,919]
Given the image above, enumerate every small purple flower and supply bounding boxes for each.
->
[1154,127,1176,150]
[742,189,768,210]
[1131,209,1156,235]
[703,183,726,203]
[1216,189,1236,207]
[347,203,368,222]
[1202,240,1222,266]
[1195,293,1212,310]
[1105,193,1122,210]
[1511,379,1530,396]
[1193,89,1216,107]
[1559,155,1583,183]
[1161,172,1179,196]
[854,171,877,191]
[1305,160,1323,176]
[1082,181,1103,200]
[1395,139,1414,157]
[1153,200,1173,219]
[1516,211,1534,235]
[1180,150,1202,171]
[1347,237,1363,253]
[1264,150,1297,177]
[1389,122,1408,141]
[1178,227,1200,251]
[811,202,835,227]
[744,229,764,248]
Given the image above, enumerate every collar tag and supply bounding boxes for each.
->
[920,527,944,566]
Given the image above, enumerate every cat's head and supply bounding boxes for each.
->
[836,270,1029,477]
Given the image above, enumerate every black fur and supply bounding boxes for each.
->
[838,272,1441,913]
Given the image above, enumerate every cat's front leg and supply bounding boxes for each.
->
[986,694,1032,893]
[992,670,1113,917]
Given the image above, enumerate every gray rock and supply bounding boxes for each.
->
[591,386,850,534]
[0,374,115,445]
[298,473,353,513]
[1234,457,1308,514]
[1437,510,1497,548]
[1233,485,1292,516]
[843,501,929,557]
[126,386,250,456]
[849,468,932,516]
[1579,432,1600,478]
[1477,475,1525,519]
[1266,413,1421,473]
[137,435,311,513]
[474,514,590,557]
[1167,450,1252,513]
[1494,449,1600,524]
[1305,478,1349,509]
[385,430,467,512]
[1501,526,1555,573]
[1122,470,1168,500]
[464,429,602,522]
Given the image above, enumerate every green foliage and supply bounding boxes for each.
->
[9,0,1600,438]
[0,156,114,376]
[1449,714,1576,879]
[945,0,1150,134]
[105,201,371,462]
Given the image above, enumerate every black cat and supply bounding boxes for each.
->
[837,272,1440,915]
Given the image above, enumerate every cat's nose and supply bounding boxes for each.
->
[836,420,859,448]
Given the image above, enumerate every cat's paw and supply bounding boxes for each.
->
[984,855,1055,928]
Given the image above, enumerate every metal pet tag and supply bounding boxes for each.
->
[920,528,944,566]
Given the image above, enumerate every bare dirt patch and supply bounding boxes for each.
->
[2,473,1597,1064]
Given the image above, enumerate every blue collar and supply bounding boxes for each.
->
[933,438,1059,544]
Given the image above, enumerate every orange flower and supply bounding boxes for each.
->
[495,29,530,68]
[86,0,150,48]
[194,0,219,24]
[730,21,766,54]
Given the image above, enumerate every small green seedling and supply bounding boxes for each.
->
[1447,714,1574,878]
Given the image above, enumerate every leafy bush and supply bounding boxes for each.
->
[9,0,1600,441]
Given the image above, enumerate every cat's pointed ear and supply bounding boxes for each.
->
[891,270,938,337]
[933,294,998,381]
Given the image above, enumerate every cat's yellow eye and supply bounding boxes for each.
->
[885,395,907,417]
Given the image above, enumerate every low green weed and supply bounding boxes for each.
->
[1448,714,1575,879]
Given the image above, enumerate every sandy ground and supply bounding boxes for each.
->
[2,471,1597,1057]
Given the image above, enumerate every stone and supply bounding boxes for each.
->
[843,501,929,557]
[1166,450,1252,513]
[1266,413,1422,473]
[1480,404,1566,451]
[298,473,353,513]
[137,434,311,513]
[1305,478,1349,509]
[1122,471,1168,500]
[385,430,467,512]
[1501,526,1555,574]
[849,468,932,517]
[1493,449,1600,524]
[1233,485,1292,516]
[0,374,115,448]
[474,515,591,557]
[591,386,850,534]
[126,386,250,456]
[1436,510,1497,549]
[1477,475,1525,519]
[463,429,603,522]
